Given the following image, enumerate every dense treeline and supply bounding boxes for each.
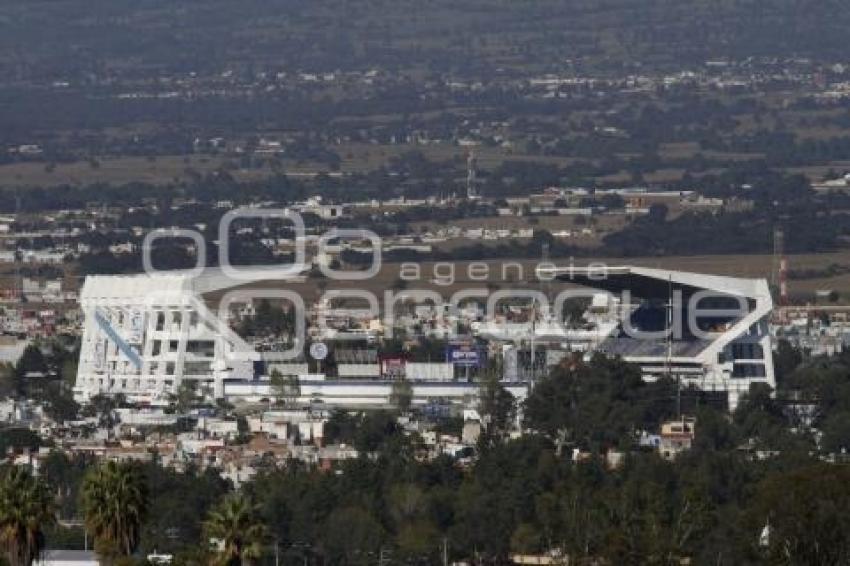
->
[706,130,850,167]
[11,349,850,564]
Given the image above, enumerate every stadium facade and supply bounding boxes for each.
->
[541,265,776,409]
[74,266,774,410]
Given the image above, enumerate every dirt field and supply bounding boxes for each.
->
[3,248,849,302]
[204,251,850,308]
[334,142,577,172]
[0,155,335,188]
[1,141,845,188]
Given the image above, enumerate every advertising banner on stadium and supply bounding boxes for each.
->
[379,355,407,379]
[446,343,485,367]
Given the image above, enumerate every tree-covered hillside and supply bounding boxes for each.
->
[1,0,849,80]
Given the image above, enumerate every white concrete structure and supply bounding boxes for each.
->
[75,265,773,410]
[286,196,347,220]
[538,265,776,409]
[74,269,280,402]
[406,362,454,381]
[224,379,529,408]
[74,268,522,408]
[35,550,99,566]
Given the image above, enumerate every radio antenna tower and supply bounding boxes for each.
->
[466,150,479,200]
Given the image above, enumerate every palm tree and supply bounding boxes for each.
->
[0,466,56,566]
[203,493,267,566]
[81,461,148,565]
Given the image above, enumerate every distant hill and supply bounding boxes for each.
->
[0,0,849,80]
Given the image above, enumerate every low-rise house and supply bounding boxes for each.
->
[659,418,696,460]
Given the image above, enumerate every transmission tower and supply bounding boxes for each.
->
[466,150,480,200]
[771,227,784,288]
[772,227,789,306]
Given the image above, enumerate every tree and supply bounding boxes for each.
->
[82,461,148,564]
[140,463,229,554]
[510,523,543,554]
[478,372,515,438]
[0,467,55,566]
[15,345,47,379]
[41,451,90,521]
[42,383,80,423]
[353,412,402,453]
[744,464,850,564]
[0,363,16,398]
[561,297,590,326]
[733,383,791,449]
[84,395,119,430]
[14,345,48,396]
[60,359,78,390]
[321,507,384,564]
[524,355,677,451]
[387,483,438,561]
[174,380,198,414]
[820,412,850,454]
[0,430,40,457]
[269,370,300,408]
[203,493,267,566]
[772,339,802,384]
[389,378,413,414]
[396,521,440,563]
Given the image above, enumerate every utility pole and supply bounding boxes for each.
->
[530,298,537,382]
[14,191,21,320]
[541,241,551,302]
[666,274,680,418]
[442,537,449,566]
